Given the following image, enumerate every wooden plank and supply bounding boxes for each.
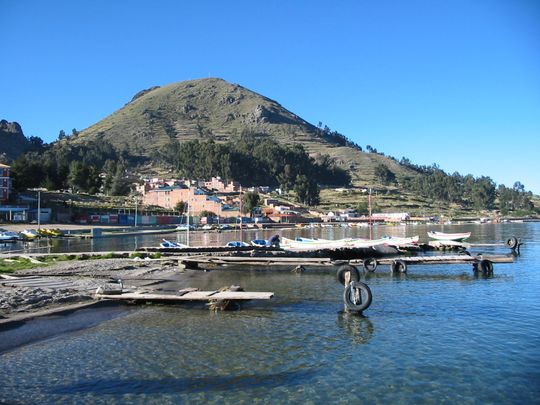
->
[180,256,335,263]
[95,291,274,301]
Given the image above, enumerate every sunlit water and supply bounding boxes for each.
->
[1,223,539,404]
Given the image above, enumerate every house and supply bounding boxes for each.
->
[203,177,240,193]
[371,212,410,222]
[0,163,11,203]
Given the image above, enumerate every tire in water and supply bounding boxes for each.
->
[390,259,407,273]
[506,237,518,249]
[337,265,360,285]
[479,259,493,274]
[343,281,373,312]
[363,258,378,272]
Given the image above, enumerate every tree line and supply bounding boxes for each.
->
[373,160,535,213]
[10,138,131,196]
[153,133,351,205]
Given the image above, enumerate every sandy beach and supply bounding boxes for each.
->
[0,256,186,324]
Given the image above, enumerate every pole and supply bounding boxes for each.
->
[239,185,243,242]
[187,188,190,247]
[134,197,138,227]
[37,190,41,230]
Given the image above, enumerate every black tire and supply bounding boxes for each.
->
[506,237,518,249]
[390,259,407,273]
[343,281,373,312]
[363,258,378,272]
[479,259,493,274]
[337,265,360,285]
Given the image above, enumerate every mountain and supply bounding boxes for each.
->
[74,78,417,186]
[0,120,29,163]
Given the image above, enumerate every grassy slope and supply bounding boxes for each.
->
[76,78,420,188]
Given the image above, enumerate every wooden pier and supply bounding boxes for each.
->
[94,288,274,311]
[95,289,274,303]
[177,253,514,274]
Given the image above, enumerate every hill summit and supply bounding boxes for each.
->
[76,78,412,186]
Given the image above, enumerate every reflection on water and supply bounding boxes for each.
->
[336,313,374,344]
[1,223,539,404]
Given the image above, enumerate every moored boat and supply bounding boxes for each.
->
[160,239,188,248]
[251,239,269,247]
[226,241,250,247]
[0,230,19,242]
[427,231,471,241]
[19,229,40,240]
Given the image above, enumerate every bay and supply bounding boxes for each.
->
[1,222,539,404]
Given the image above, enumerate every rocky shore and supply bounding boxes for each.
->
[0,258,183,322]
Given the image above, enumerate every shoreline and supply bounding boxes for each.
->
[0,257,186,325]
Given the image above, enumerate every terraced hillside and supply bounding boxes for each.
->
[75,78,418,187]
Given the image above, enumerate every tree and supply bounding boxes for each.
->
[294,174,320,206]
[242,191,260,216]
[108,165,130,196]
[58,130,67,140]
[174,201,187,213]
[374,164,396,185]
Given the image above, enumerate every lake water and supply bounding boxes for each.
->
[1,222,539,404]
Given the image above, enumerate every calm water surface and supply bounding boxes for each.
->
[1,223,539,404]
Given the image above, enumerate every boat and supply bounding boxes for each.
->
[175,224,195,231]
[226,241,250,247]
[0,230,19,242]
[381,235,420,247]
[160,239,188,248]
[280,236,384,251]
[251,239,269,247]
[427,231,471,241]
[19,229,40,240]
[36,228,64,237]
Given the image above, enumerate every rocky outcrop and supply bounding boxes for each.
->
[0,119,29,162]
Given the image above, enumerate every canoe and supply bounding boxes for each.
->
[427,231,471,241]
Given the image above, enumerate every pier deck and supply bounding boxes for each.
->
[95,290,274,302]
[177,253,514,272]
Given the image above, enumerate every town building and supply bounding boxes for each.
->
[0,163,11,203]
[203,177,240,193]
[141,185,240,218]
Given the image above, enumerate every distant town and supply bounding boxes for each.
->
[1,162,419,227]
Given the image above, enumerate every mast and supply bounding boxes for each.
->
[187,187,190,247]
[239,184,243,242]
[368,188,373,240]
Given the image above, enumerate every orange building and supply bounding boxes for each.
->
[142,185,240,218]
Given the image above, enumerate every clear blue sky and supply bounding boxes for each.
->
[2,0,539,193]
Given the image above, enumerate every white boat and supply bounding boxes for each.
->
[160,239,188,248]
[381,235,420,247]
[280,236,387,251]
[19,229,40,240]
[427,231,471,241]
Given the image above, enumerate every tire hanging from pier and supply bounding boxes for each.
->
[343,281,372,312]
[337,265,361,285]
